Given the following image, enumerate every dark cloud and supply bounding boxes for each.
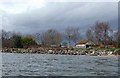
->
[2,2,118,34]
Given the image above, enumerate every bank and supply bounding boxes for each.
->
[1,47,120,56]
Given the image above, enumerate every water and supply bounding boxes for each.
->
[2,53,118,76]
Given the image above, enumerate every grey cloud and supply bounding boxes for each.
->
[2,2,118,34]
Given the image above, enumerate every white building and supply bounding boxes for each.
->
[75,44,86,48]
[75,40,94,48]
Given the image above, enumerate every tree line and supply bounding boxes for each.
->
[86,21,119,48]
[1,21,120,48]
[2,32,36,48]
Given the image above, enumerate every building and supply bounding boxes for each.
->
[75,40,94,48]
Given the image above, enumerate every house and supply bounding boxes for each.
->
[75,40,94,48]
[75,40,87,48]
[75,44,86,48]
[85,41,95,48]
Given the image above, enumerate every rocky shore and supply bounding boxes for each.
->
[1,48,120,56]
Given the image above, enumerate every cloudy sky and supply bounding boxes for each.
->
[0,0,118,34]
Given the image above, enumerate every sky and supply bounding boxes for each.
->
[0,0,119,35]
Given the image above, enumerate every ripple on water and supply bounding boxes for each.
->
[2,53,118,76]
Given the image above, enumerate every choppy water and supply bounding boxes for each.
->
[1,53,119,76]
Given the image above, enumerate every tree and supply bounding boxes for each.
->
[1,30,13,48]
[2,38,13,48]
[86,28,94,41]
[118,30,120,48]
[65,26,80,47]
[12,33,23,48]
[87,21,113,46]
[33,33,41,44]
[41,29,61,46]
[95,22,112,44]
[2,30,9,39]
[114,30,120,48]
[22,35,36,46]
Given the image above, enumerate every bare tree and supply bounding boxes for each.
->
[118,30,120,48]
[86,28,94,41]
[2,30,8,39]
[86,21,114,46]
[65,26,80,47]
[41,29,61,46]
[93,21,112,45]
[114,30,120,48]
[33,33,41,44]
[2,30,13,48]
[2,30,13,39]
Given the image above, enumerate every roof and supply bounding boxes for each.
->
[86,41,95,45]
[76,40,94,45]
[76,40,88,44]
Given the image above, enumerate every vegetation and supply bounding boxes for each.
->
[41,29,61,46]
[1,21,119,49]
[86,21,119,48]
[12,34,23,48]
[65,26,80,43]
[94,48,119,51]
[22,35,36,46]
[114,30,120,48]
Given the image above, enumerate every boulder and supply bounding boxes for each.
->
[114,49,120,55]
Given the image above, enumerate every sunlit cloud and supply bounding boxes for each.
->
[0,0,46,14]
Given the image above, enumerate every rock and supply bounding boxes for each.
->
[114,49,120,55]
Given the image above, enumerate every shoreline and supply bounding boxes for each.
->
[1,52,119,57]
[1,52,118,55]
[1,48,120,56]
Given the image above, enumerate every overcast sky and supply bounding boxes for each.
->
[0,0,118,35]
